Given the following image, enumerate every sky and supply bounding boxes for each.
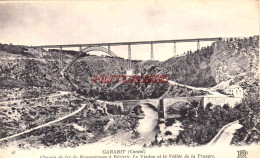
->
[0,0,259,61]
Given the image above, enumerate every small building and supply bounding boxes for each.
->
[126,69,134,76]
[224,85,244,98]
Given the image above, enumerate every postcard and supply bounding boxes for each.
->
[0,0,259,158]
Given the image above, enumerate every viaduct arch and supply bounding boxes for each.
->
[61,46,118,76]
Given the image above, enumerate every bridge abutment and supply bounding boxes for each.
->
[158,99,164,118]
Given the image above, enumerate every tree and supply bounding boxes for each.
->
[191,100,199,108]
[180,105,189,118]
[223,104,230,110]
[206,102,213,110]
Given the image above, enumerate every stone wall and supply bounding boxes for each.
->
[163,97,203,118]
[203,96,242,108]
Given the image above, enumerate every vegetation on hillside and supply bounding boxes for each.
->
[0,43,29,56]
[160,45,216,87]
[0,36,259,147]
[162,99,260,146]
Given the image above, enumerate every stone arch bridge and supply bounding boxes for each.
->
[104,97,203,119]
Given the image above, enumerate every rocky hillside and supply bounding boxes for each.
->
[211,37,259,101]
[160,45,216,87]
[160,36,259,89]
[212,37,259,82]
[67,56,130,89]
[0,36,259,100]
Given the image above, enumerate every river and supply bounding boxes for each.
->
[96,103,159,146]
[136,103,159,145]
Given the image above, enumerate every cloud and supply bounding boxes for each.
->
[0,0,259,61]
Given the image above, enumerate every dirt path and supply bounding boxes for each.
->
[168,80,228,97]
[0,103,86,142]
[0,91,71,107]
[208,120,242,146]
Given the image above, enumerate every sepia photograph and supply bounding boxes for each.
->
[0,0,259,158]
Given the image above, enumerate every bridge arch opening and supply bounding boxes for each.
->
[129,103,158,116]
[144,103,159,112]
[61,46,119,75]
[165,101,194,119]
[81,46,118,57]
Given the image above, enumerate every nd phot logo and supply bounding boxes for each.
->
[237,150,248,158]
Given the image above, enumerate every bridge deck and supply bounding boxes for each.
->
[33,37,222,48]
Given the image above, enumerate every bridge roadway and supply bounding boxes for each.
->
[32,37,222,48]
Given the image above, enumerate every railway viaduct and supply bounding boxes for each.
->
[32,37,222,75]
